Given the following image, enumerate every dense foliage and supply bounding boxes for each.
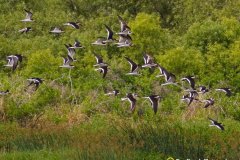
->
[0,0,240,159]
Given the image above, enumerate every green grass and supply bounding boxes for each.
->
[0,114,239,159]
[0,149,133,160]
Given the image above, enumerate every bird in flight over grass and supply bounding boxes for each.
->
[198,86,209,94]
[59,55,75,69]
[115,34,133,47]
[117,15,132,35]
[19,27,32,34]
[4,54,23,71]
[181,76,196,90]
[156,64,178,86]
[103,24,115,43]
[201,98,214,108]
[26,78,44,91]
[215,88,232,97]
[124,56,141,75]
[95,65,108,78]
[69,39,84,49]
[21,9,33,22]
[121,93,137,112]
[105,90,120,96]
[93,53,108,67]
[142,53,157,69]
[0,89,9,96]
[92,37,107,46]
[65,44,77,61]
[208,117,224,131]
[143,95,162,114]
[50,27,64,34]
[64,22,80,29]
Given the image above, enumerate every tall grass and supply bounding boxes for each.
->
[1,114,239,159]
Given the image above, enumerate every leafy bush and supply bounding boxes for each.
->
[4,86,60,127]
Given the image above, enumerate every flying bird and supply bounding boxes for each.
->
[121,93,137,112]
[18,27,32,33]
[208,117,224,131]
[93,53,108,67]
[181,94,194,106]
[63,22,80,29]
[59,55,74,68]
[104,90,120,96]
[124,56,141,75]
[49,27,64,34]
[215,88,232,97]
[142,53,157,68]
[0,89,9,96]
[117,15,131,35]
[202,98,214,108]
[187,90,199,99]
[156,64,167,78]
[162,73,177,86]
[143,95,161,114]
[115,34,133,47]
[181,76,196,90]
[95,65,108,78]
[65,44,76,61]
[69,40,84,49]
[26,78,43,91]
[156,64,179,87]
[4,54,23,71]
[21,9,33,22]
[198,86,209,94]
[181,93,199,106]
[92,37,107,46]
[103,24,115,43]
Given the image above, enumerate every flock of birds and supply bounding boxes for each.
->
[3,9,232,131]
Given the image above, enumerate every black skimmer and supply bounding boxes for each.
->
[156,64,171,78]
[215,88,232,97]
[181,94,199,106]
[143,95,161,114]
[59,55,74,68]
[182,89,199,104]
[160,69,178,86]
[121,93,137,112]
[69,40,84,49]
[162,73,177,86]
[92,37,107,45]
[93,53,108,67]
[27,78,43,90]
[21,9,33,22]
[124,56,141,75]
[202,98,214,108]
[50,27,64,34]
[117,15,131,35]
[65,44,76,61]
[181,76,196,90]
[4,54,23,71]
[63,22,80,29]
[18,27,32,33]
[104,90,120,96]
[115,34,133,47]
[103,24,115,43]
[198,86,209,94]
[208,117,224,131]
[142,53,157,68]
[181,94,194,106]
[188,90,199,99]
[156,64,177,86]
[95,65,108,78]
[0,89,9,96]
